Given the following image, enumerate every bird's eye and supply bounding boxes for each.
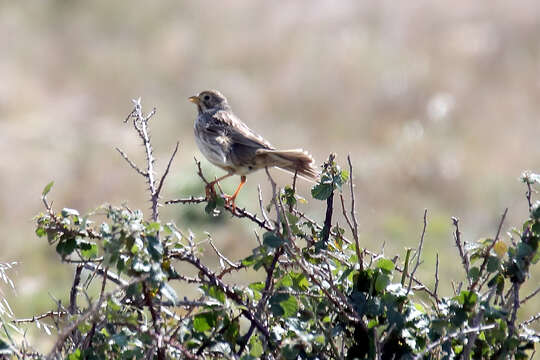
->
[203,95,210,101]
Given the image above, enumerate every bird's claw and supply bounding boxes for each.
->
[223,194,237,213]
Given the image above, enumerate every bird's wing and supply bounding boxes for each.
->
[209,110,274,150]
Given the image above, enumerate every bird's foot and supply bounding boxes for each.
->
[223,194,238,213]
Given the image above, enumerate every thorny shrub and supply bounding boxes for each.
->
[1,100,538,359]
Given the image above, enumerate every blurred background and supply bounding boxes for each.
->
[1,0,539,347]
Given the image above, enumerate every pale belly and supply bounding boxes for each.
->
[194,130,230,169]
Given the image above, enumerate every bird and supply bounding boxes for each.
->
[188,89,318,211]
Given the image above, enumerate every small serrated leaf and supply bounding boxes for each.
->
[42,181,54,196]
[311,183,333,200]
[160,283,179,304]
[263,232,284,248]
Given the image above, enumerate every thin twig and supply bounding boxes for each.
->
[452,217,470,284]
[321,190,334,244]
[115,147,148,176]
[223,204,274,231]
[265,167,281,233]
[470,208,508,291]
[165,196,206,205]
[521,285,540,305]
[69,265,83,314]
[12,311,68,324]
[155,141,179,199]
[519,312,540,328]
[347,155,362,270]
[407,209,428,295]
[434,253,440,298]
[508,283,520,337]
[82,263,127,287]
[143,282,165,360]
[258,184,273,229]
[194,158,211,186]
[83,267,109,350]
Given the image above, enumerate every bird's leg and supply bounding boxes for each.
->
[224,175,246,213]
[205,173,233,199]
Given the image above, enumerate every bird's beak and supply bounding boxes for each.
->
[188,96,200,104]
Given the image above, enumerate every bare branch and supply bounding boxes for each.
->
[347,154,362,270]
[155,141,179,200]
[194,158,211,187]
[434,253,440,298]
[12,311,68,324]
[521,285,540,305]
[115,147,147,177]
[407,209,428,295]
[258,184,273,229]
[519,312,540,328]
[165,196,206,205]
[470,208,508,291]
[265,167,281,233]
[452,216,470,283]
[321,190,334,244]
[69,265,83,314]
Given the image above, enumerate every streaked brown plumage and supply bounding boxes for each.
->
[189,89,317,210]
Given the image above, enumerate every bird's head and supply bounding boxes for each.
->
[189,90,230,113]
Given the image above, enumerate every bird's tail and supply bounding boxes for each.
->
[255,149,319,180]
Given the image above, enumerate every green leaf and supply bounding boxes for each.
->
[81,243,98,259]
[341,169,349,182]
[468,267,480,282]
[215,196,225,208]
[112,333,127,347]
[486,256,500,272]
[132,258,151,273]
[160,283,179,304]
[248,282,265,301]
[375,274,391,293]
[67,349,81,360]
[224,317,240,344]
[376,258,395,273]
[146,221,161,232]
[516,242,533,258]
[290,273,310,291]
[311,183,333,200]
[249,335,263,357]
[207,286,226,304]
[276,274,293,289]
[456,290,478,310]
[77,321,92,334]
[61,208,80,217]
[42,181,54,196]
[35,227,46,237]
[146,235,163,260]
[532,246,540,265]
[531,221,540,236]
[205,198,217,214]
[193,312,216,332]
[263,232,284,248]
[56,237,77,256]
[269,294,298,318]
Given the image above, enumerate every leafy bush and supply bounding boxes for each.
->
[2,100,539,359]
